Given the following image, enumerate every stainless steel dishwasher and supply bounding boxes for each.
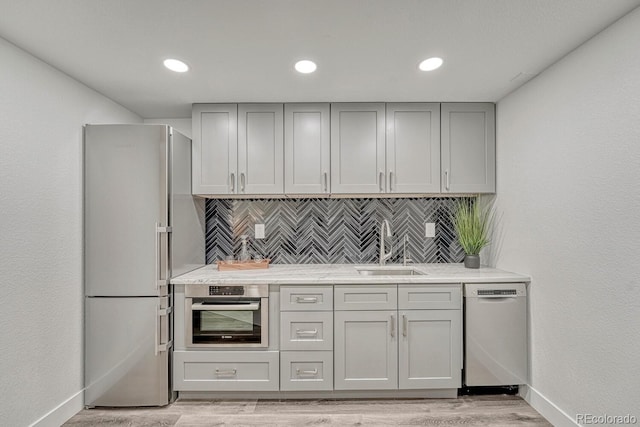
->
[464,283,528,386]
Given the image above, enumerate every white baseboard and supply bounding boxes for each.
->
[520,385,579,427]
[30,390,84,427]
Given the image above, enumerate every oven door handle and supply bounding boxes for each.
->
[191,302,260,311]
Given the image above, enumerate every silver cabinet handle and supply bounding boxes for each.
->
[390,315,395,338]
[296,296,318,303]
[323,171,328,193]
[215,368,237,376]
[296,368,318,376]
[389,170,394,192]
[445,170,450,191]
[230,172,235,193]
[296,328,318,336]
[402,314,407,337]
[379,171,384,192]
[240,172,246,192]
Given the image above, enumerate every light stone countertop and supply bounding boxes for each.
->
[170,263,530,286]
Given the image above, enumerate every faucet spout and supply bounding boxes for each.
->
[379,219,393,265]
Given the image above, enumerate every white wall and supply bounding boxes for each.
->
[0,38,141,427]
[495,7,640,426]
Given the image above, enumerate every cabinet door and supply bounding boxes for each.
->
[238,104,284,194]
[386,103,440,193]
[441,103,495,193]
[192,104,238,194]
[285,103,330,194]
[334,310,398,390]
[331,103,386,194]
[398,310,462,389]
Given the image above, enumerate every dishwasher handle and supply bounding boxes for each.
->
[473,289,524,298]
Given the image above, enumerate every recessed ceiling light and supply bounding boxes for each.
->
[163,59,189,73]
[418,57,443,72]
[295,60,317,74]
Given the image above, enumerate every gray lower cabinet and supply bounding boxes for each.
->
[334,284,462,391]
[441,103,496,193]
[173,350,279,391]
[398,310,462,389]
[279,285,334,391]
[280,285,333,311]
[280,311,333,351]
[280,351,334,391]
[334,310,398,390]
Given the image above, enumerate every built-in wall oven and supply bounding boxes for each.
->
[185,284,269,348]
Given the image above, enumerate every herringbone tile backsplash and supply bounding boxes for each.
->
[205,198,467,264]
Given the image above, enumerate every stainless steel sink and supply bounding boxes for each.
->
[356,267,425,276]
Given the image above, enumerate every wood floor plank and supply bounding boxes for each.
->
[63,395,551,426]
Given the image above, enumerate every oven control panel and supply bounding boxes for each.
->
[209,286,245,296]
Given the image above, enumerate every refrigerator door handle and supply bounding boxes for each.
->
[155,223,172,289]
[155,304,173,355]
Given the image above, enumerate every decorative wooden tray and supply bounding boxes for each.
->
[216,259,270,271]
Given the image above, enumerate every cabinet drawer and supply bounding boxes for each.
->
[280,286,333,311]
[173,351,279,391]
[280,311,333,351]
[334,285,397,310]
[280,351,333,391]
[398,285,461,310]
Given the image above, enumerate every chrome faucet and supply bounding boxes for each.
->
[379,219,393,265]
[402,235,413,266]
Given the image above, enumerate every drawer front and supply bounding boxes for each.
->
[173,351,279,391]
[334,285,397,311]
[280,351,333,391]
[280,286,333,311]
[398,285,461,310]
[280,311,333,351]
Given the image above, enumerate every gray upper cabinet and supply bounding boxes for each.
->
[441,103,496,193]
[331,103,386,194]
[193,102,495,196]
[192,103,283,195]
[386,103,441,193]
[238,104,284,195]
[192,104,238,195]
[284,103,330,194]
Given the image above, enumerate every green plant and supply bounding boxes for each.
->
[452,198,494,255]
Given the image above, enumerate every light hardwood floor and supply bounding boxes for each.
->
[64,395,551,426]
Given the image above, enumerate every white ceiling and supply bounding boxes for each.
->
[1,0,639,118]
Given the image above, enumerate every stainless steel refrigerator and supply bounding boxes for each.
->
[84,124,204,407]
